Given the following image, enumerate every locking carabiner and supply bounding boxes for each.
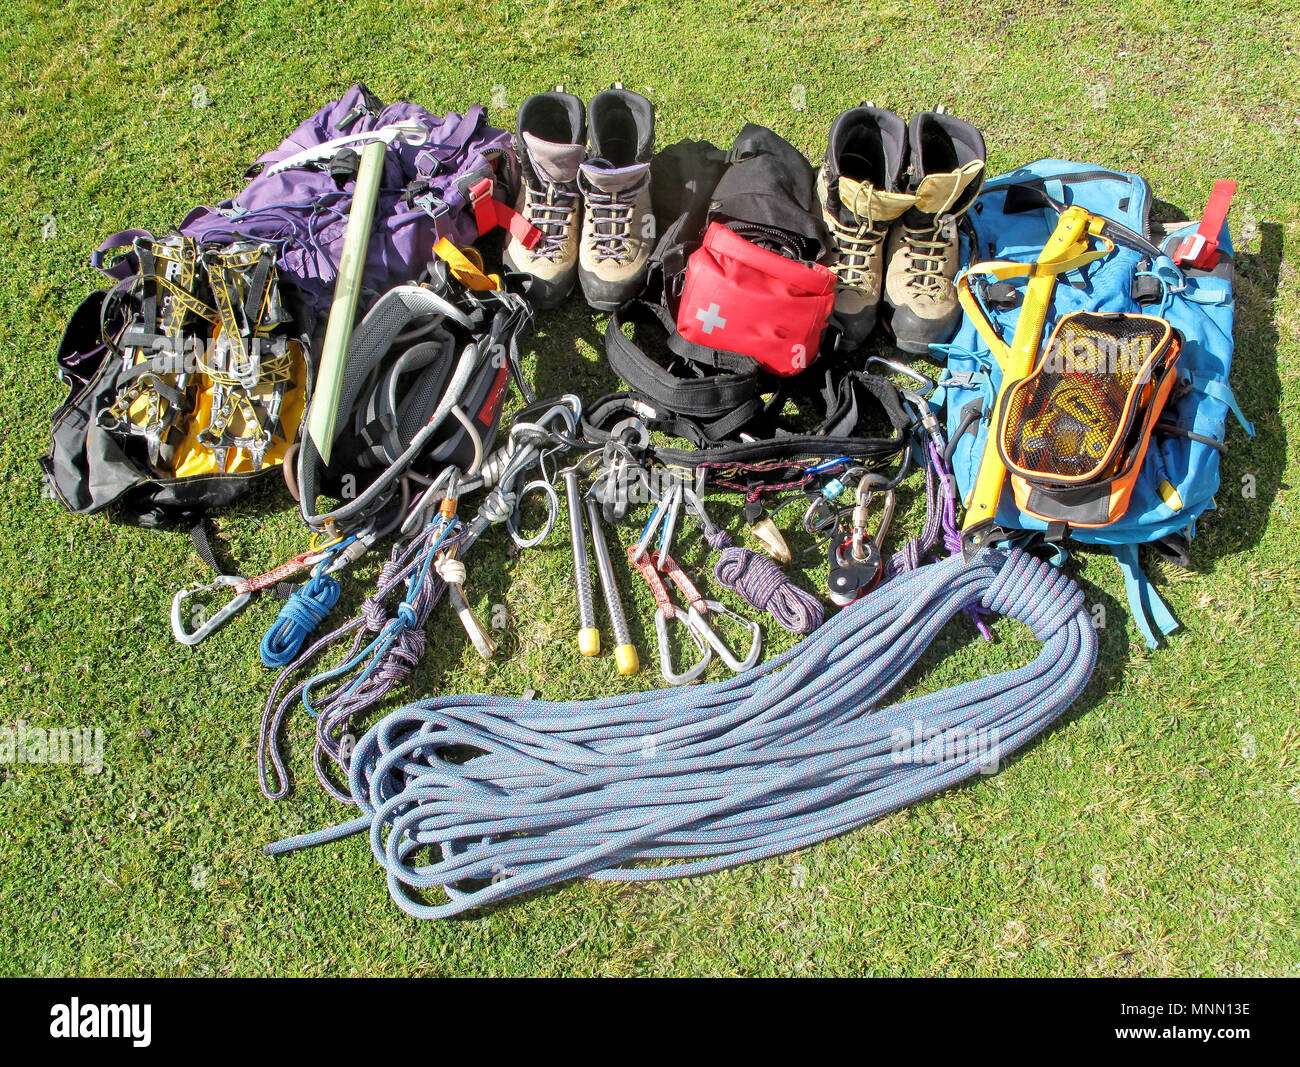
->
[849,473,896,563]
[170,574,253,646]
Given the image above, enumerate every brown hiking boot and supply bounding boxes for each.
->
[816,105,912,349]
[578,85,656,311]
[884,109,986,356]
[503,90,586,309]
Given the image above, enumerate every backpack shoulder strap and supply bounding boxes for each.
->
[1111,542,1179,649]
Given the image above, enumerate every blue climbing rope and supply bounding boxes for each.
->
[267,549,1097,919]
[259,574,342,668]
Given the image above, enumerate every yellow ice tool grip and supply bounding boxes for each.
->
[958,205,1114,559]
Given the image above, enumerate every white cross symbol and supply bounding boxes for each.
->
[694,302,727,334]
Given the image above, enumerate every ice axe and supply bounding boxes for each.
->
[299,122,430,465]
[957,203,1114,561]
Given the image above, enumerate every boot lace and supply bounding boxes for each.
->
[827,186,888,290]
[901,218,954,299]
[582,181,644,263]
[524,183,579,261]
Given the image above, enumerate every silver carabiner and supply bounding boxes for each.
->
[654,607,712,685]
[690,600,762,672]
[170,575,253,646]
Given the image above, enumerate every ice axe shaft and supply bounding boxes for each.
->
[306,138,387,466]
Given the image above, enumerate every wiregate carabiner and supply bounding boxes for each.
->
[170,574,253,646]
[689,600,762,672]
[658,486,763,672]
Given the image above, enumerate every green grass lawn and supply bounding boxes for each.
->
[1,0,1297,976]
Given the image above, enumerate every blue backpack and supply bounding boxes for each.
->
[935,160,1254,647]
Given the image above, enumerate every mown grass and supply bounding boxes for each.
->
[0,0,1296,976]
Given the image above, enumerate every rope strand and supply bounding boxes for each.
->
[706,528,823,635]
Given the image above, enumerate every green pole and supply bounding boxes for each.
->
[306,138,387,465]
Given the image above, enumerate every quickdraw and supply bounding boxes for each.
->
[256,396,582,799]
[627,481,762,685]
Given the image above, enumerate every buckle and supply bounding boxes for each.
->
[414,148,444,177]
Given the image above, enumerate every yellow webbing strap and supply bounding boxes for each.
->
[433,238,502,292]
[956,215,1114,369]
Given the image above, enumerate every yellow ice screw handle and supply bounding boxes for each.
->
[961,206,1102,551]
[613,643,640,676]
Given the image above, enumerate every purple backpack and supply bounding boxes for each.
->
[92,84,520,326]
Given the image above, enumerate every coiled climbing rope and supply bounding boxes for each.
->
[268,549,1097,919]
[707,530,824,635]
[259,573,343,668]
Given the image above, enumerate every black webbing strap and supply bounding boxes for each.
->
[604,300,764,440]
[189,519,295,599]
[581,371,911,470]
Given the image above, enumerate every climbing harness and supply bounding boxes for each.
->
[267,549,1098,919]
[296,273,534,537]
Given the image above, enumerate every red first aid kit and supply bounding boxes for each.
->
[676,222,835,376]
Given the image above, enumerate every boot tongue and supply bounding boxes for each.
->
[836,175,914,224]
[579,158,650,195]
[914,159,985,216]
[521,131,584,185]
